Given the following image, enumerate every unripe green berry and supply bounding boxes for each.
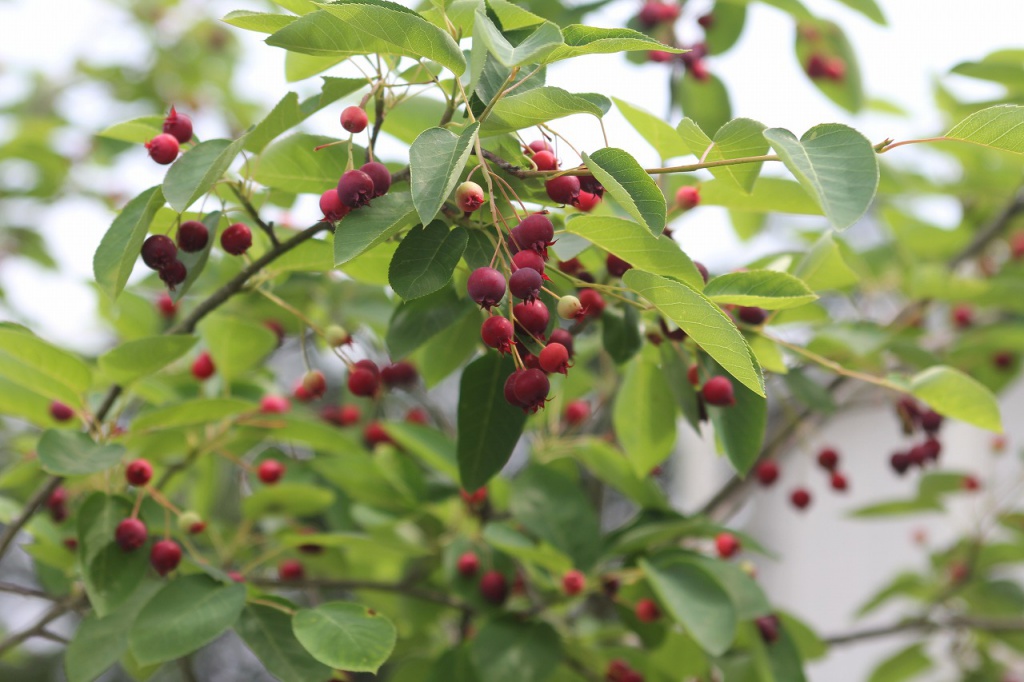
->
[177,510,205,534]
[325,324,350,347]
[557,295,582,320]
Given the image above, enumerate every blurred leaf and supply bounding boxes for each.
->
[705,270,817,309]
[678,72,732,137]
[910,365,1002,432]
[457,353,526,490]
[509,465,601,570]
[98,335,197,384]
[93,185,165,301]
[641,556,737,656]
[614,348,677,478]
[614,98,689,159]
[198,315,278,381]
[469,618,561,682]
[867,643,932,682]
[236,604,333,682]
[292,601,397,673]
[221,10,296,33]
[37,430,124,476]
[242,483,336,519]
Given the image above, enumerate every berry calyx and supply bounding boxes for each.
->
[481,316,515,353]
[115,518,148,551]
[141,235,177,270]
[340,105,369,133]
[702,376,736,406]
[455,181,485,212]
[545,175,581,206]
[360,161,391,198]
[457,551,480,577]
[259,395,291,414]
[676,185,701,210]
[257,459,286,484]
[513,299,550,337]
[479,570,508,605]
[319,189,350,222]
[150,539,182,576]
[564,400,590,427]
[49,401,74,422]
[302,370,327,398]
[176,220,209,252]
[191,352,215,380]
[817,447,839,472]
[715,532,741,558]
[145,133,180,164]
[790,488,812,510]
[278,559,305,581]
[634,598,661,622]
[539,342,570,374]
[336,169,375,209]
[220,223,252,255]
[562,569,585,596]
[755,459,779,486]
[509,267,543,301]
[162,106,193,144]
[578,174,604,197]
[125,459,153,486]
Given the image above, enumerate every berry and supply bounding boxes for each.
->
[348,367,380,397]
[115,518,148,551]
[49,401,74,422]
[141,235,177,270]
[579,174,604,197]
[539,343,570,374]
[635,598,661,622]
[319,189,349,222]
[549,329,575,357]
[830,471,848,492]
[545,175,581,206]
[457,551,480,577]
[260,395,291,414]
[162,106,193,144]
[638,1,680,27]
[191,352,215,380]
[156,292,177,318]
[513,300,550,337]
[817,448,839,472]
[922,437,941,461]
[698,13,715,28]
[920,410,943,434]
[340,105,368,133]
[578,289,605,319]
[790,488,812,510]
[675,185,700,210]
[125,459,153,486]
[381,361,417,388]
[479,570,508,605]
[159,260,187,289]
[360,161,391,198]
[481,316,515,353]
[756,615,780,644]
[176,220,209,252]
[694,261,710,284]
[257,459,286,484]
[648,50,673,63]
[993,351,1016,369]
[1011,232,1024,259]
[512,368,550,412]
[532,150,558,171]
[509,267,543,301]
[47,487,67,510]
[687,364,700,386]
[890,452,911,475]
[228,571,245,583]
[907,445,928,468]
[951,304,973,329]
[63,538,78,551]
[177,511,206,534]
[702,376,735,406]
[467,267,507,309]
[150,539,182,576]
[527,139,553,154]
[576,191,601,212]
[220,223,252,255]
[293,383,312,402]
[562,570,585,596]
[606,254,632,278]
[823,57,846,80]
[279,559,305,581]
[557,257,584,275]
[323,404,361,427]
[302,370,327,398]
[145,133,179,164]
[510,214,555,257]
[264,319,285,347]
[806,54,829,78]
[512,250,546,276]
[755,460,779,486]
[557,295,582,320]
[962,475,981,492]
[363,421,393,448]
[564,400,590,426]
[715,532,740,558]
[456,181,485,212]
[405,407,429,425]
[737,306,767,325]
[325,324,350,347]
[336,169,375,209]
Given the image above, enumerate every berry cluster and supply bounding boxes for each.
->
[144,106,192,165]
[318,106,391,223]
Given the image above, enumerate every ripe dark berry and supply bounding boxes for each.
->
[548,328,575,357]
[920,410,943,434]
[340,106,368,133]
[278,559,305,581]
[457,552,479,577]
[319,189,349,222]
[162,106,193,144]
[756,614,780,644]
[890,452,911,475]
[380,361,416,388]
[510,214,556,257]
[531,150,558,171]
[907,445,928,468]
[191,352,215,380]
[635,598,661,622]
[513,300,550,337]
[156,292,177,318]
[698,12,715,28]
[715,532,740,558]
[817,448,839,472]
[545,175,581,206]
[639,1,680,27]
[755,459,779,486]
[320,404,360,426]
[336,169,375,209]
[363,421,393,448]
[539,343,570,375]
[562,570,585,596]
[220,223,252,255]
[737,306,767,325]
[512,368,550,413]
[576,191,600,212]
[993,351,1016,370]
[49,401,74,422]
[302,370,327,398]
[693,261,710,284]
[922,437,941,461]
[115,518,148,551]
[962,474,981,491]
[125,459,153,486]
[790,488,812,510]
[47,487,67,509]
[257,459,285,484]
[564,400,590,426]
[348,368,380,397]
[509,267,543,301]
[145,133,179,164]
[675,185,700,210]
[176,220,209,253]
[141,235,177,270]
[360,161,391,198]
[259,395,291,414]
[606,254,632,278]
[578,174,604,197]
[702,376,736,406]
[456,181,485,212]
[512,250,546,276]
[577,289,605,319]
[479,570,508,605]
[150,539,182,576]
[467,267,506,309]
[159,260,187,289]
[830,471,848,492]
[481,316,515,353]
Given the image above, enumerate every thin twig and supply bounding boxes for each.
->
[228,184,279,247]
[824,614,1024,646]
[0,598,81,657]
[0,476,63,562]
[0,581,59,600]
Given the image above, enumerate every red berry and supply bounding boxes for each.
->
[162,106,193,144]
[259,395,290,414]
[675,185,700,210]
[336,169,375,208]
[755,460,779,486]
[702,376,735,406]
[49,400,74,422]
[545,175,581,206]
[302,370,327,398]
[340,105,368,134]
[635,598,661,622]
[576,191,601,212]
[562,569,585,596]
[993,351,1016,370]
[715,532,740,558]
[648,50,674,63]
[830,471,848,492]
[693,261,710,284]
[790,488,812,510]
[348,368,380,397]
[531,150,558,171]
[145,133,179,164]
[125,459,153,486]
[360,161,391,198]
[512,368,550,413]
[141,234,177,270]
[890,452,911,475]
[278,558,305,581]
[823,57,846,81]
[509,267,543,301]
[577,289,605,319]
[115,518,148,551]
[557,257,584,275]
[257,459,286,485]
[467,267,507,309]
[816,447,839,472]
[319,189,350,222]
[512,250,546,276]
[920,410,943,434]
[228,571,245,582]
[191,352,215,380]
[539,343,570,375]
[156,292,177,318]
[220,223,252,255]
[548,328,575,357]
[564,400,590,426]
[962,475,981,492]
[922,437,941,461]
[578,174,604,197]
[293,383,312,402]
[806,54,829,79]
[176,220,209,252]
[460,487,488,508]
[456,181,485,212]
[150,539,182,576]
[606,254,632,278]
[363,421,393,448]
[698,13,715,28]
[737,306,767,325]
[527,139,553,154]
[405,407,429,424]
[756,614,780,644]
[639,1,680,26]
[63,538,78,550]
[264,319,285,346]
[513,300,550,337]
[481,316,515,353]
[47,487,67,510]
[1011,232,1024,259]
[158,260,187,289]
[479,570,508,605]
[951,304,973,329]
[687,364,699,386]
[457,552,479,577]
[510,214,555,257]
[381,361,417,388]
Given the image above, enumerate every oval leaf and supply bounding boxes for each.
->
[614,97,690,159]
[677,71,732,137]
[410,122,480,226]
[84,543,149,617]
[613,348,677,478]
[677,117,769,193]
[254,133,358,194]
[545,25,683,62]
[795,19,864,113]
[909,365,1002,432]
[469,619,562,682]
[334,191,419,265]
[38,430,124,476]
[93,185,165,301]
[0,326,92,403]
[641,557,738,656]
[582,148,666,234]
[457,353,527,490]
[236,604,332,682]
[946,104,1024,154]
[163,137,246,213]
[198,314,278,381]
[389,222,469,300]
[292,601,397,674]
[703,270,817,309]
[242,482,336,519]
[482,86,610,134]
[387,287,475,359]
[97,335,197,384]
[473,11,563,67]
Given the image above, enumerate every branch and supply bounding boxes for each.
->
[0,597,81,657]
[229,184,279,247]
[824,614,1024,647]
[949,187,1024,268]
[0,476,63,562]
[249,577,471,612]
[0,581,59,600]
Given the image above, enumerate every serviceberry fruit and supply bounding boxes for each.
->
[527,139,552,154]
[539,343,570,374]
[513,300,550,337]
[115,518,147,551]
[141,234,177,270]
[162,106,193,144]
[191,352,215,380]
[509,267,543,301]
[49,401,74,422]
[557,295,582,320]
[150,539,182,576]
[176,220,209,252]
[145,133,179,164]
[578,174,604,197]
[159,260,187,289]
[125,459,153,486]
[693,261,710,284]
[756,614,780,644]
[702,376,736,406]
[634,598,661,622]
[512,368,550,412]
[564,400,590,426]
[259,395,291,414]
[336,169,375,209]
[890,452,911,475]
[156,292,177,318]
[545,175,581,206]
[467,267,506,309]
[577,289,605,319]
[457,552,479,577]
[363,421,393,448]
[177,511,206,534]
[481,316,515,353]
[302,370,327,398]
[405,407,429,425]
[257,459,285,484]
[830,471,848,491]
[479,570,508,605]
[531,150,558,171]
[606,254,632,278]
[562,570,585,596]
[359,161,391,198]
[817,447,839,472]
[675,185,700,210]
[512,249,546,276]
[715,532,740,558]
[510,213,556,257]
[687,364,700,385]
[920,410,943,434]
[279,559,305,581]
[325,324,351,347]
[220,223,252,255]
[576,191,600,212]
[381,361,417,387]
[755,459,779,486]
[348,367,380,397]
[340,105,368,133]
[548,328,575,356]
[790,488,812,510]
[737,306,767,325]
[456,181,485,212]
[319,189,349,222]
[951,304,973,328]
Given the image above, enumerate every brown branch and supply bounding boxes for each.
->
[824,614,1024,647]
[949,187,1024,268]
[249,577,470,612]
[0,476,63,562]
[0,581,59,600]
[0,597,81,657]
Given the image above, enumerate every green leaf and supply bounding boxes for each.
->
[76,493,132,568]
[602,304,643,364]
[483,86,610,134]
[387,286,474,359]
[564,215,702,288]
[412,306,482,387]
[482,523,573,574]
[132,398,256,432]
[84,543,149,617]
[242,482,336,519]
[292,601,397,674]
[909,365,1002,432]
[198,315,278,381]
[704,270,817,309]
[624,270,764,396]
[613,349,677,478]
[543,437,667,509]
[266,1,466,75]
[701,357,767,474]
[867,643,932,682]
[795,232,859,291]
[334,191,419,265]
[389,223,469,300]
[795,19,864,112]
[614,98,690,159]
[698,177,820,214]
[409,122,480,226]
[97,335,197,384]
[0,326,92,403]
[381,422,459,481]
[129,575,247,666]
[704,1,747,54]
[236,604,333,682]
[677,71,732,137]
[945,105,1024,154]
[244,78,365,153]
[509,465,602,570]
[677,117,768,192]
[221,9,296,33]
[93,185,165,300]
[469,618,562,682]
[473,11,563,67]
[582,148,666,234]
[850,498,944,518]
[96,116,164,144]
[37,430,124,476]
[457,353,527,490]
[833,0,886,24]
[641,557,737,656]
[285,52,345,82]
[254,133,357,195]
[763,123,879,229]
[163,137,246,213]
[545,25,683,63]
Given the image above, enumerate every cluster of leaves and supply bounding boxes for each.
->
[2,1,1024,681]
